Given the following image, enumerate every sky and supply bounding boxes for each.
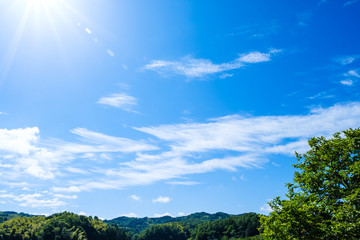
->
[0,0,360,220]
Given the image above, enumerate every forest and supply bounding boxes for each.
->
[0,211,262,240]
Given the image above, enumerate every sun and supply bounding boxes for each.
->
[0,0,86,81]
[27,0,60,13]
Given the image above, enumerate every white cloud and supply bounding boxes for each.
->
[52,186,81,193]
[154,212,172,218]
[53,194,78,199]
[260,203,272,213]
[78,211,87,216]
[340,79,353,86]
[144,49,281,78]
[334,55,359,65]
[50,102,360,193]
[136,103,360,155]
[152,196,172,203]
[166,181,200,185]
[97,93,138,112]
[308,91,335,99]
[347,70,360,78]
[69,128,157,153]
[237,51,271,63]
[2,103,360,211]
[219,73,234,79]
[0,127,64,180]
[65,167,89,175]
[14,194,66,208]
[0,127,39,155]
[131,194,141,201]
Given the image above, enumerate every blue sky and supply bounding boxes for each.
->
[0,0,360,219]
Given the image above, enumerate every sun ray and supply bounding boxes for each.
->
[1,1,32,82]
[42,1,70,70]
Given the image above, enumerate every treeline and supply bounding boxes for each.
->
[0,211,37,224]
[116,212,262,240]
[0,212,262,240]
[106,212,232,234]
[0,212,127,240]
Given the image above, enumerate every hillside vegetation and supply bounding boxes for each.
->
[0,211,262,240]
[0,212,127,240]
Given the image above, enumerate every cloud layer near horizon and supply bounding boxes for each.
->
[0,102,360,209]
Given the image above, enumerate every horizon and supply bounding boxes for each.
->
[0,210,258,221]
[0,0,360,220]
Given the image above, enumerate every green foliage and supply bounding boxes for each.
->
[0,211,39,224]
[0,216,45,240]
[0,212,128,240]
[107,212,232,234]
[135,223,189,240]
[190,213,260,240]
[261,128,360,239]
[108,212,261,240]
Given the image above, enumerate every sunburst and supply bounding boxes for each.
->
[0,0,93,82]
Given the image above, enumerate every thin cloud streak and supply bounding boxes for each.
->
[152,196,171,203]
[97,93,138,113]
[144,49,281,78]
[334,55,359,65]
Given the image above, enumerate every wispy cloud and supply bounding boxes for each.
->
[97,93,138,112]
[340,70,359,86]
[49,102,360,195]
[131,194,141,201]
[166,181,200,186]
[344,0,358,6]
[0,193,67,208]
[2,103,360,210]
[260,203,272,213]
[228,21,280,39]
[308,91,335,99]
[152,196,172,203]
[340,79,353,86]
[334,55,359,65]
[69,128,157,153]
[144,49,281,78]
[53,194,78,199]
[346,70,360,78]
[219,73,234,79]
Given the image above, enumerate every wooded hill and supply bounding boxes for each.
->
[106,212,232,233]
[0,211,262,240]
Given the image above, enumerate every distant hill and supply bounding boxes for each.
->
[106,212,236,234]
[0,211,39,224]
[0,211,262,239]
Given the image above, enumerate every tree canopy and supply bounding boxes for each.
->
[260,128,360,239]
[0,212,128,240]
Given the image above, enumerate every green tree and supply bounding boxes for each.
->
[137,223,189,240]
[260,128,360,239]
